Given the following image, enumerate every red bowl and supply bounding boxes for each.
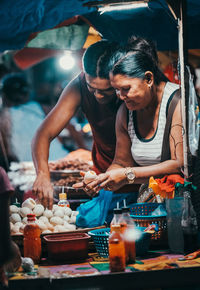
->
[43,232,90,261]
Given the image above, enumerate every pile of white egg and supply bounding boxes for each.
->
[9,198,78,235]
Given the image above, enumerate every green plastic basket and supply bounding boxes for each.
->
[88,227,151,258]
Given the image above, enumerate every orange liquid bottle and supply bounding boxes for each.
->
[109,224,126,272]
[23,214,41,263]
[58,192,70,207]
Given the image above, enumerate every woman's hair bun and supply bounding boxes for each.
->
[127,36,158,64]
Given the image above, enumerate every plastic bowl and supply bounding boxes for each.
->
[88,227,151,258]
[43,232,90,261]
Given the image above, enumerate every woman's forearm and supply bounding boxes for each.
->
[133,159,182,181]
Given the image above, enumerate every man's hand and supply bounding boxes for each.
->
[32,172,54,209]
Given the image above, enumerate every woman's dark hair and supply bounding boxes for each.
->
[109,36,168,84]
[82,40,118,79]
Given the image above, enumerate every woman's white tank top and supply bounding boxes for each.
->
[128,82,179,166]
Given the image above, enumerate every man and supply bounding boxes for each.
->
[0,73,68,164]
[32,40,123,209]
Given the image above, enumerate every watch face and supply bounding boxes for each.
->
[127,171,135,180]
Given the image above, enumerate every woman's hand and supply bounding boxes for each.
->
[73,171,100,197]
[32,172,54,209]
[85,168,127,193]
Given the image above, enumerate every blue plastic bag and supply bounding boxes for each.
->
[76,189,113,228]
[76,189,138,227]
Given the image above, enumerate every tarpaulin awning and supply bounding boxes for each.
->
[0,0,200,53]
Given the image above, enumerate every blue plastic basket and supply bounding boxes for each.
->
[88,227,151,258]
[129,203,167,242]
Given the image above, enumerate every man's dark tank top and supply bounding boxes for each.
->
[78,73,122,174]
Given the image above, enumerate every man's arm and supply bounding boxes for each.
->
[31,75,82,208]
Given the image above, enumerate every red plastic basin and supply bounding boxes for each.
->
[43,232,90,261]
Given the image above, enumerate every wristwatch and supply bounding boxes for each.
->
[125,167,136,184]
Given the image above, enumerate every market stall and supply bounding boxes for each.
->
[1,0,200,289]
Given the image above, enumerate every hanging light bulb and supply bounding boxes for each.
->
[58,52,75,70]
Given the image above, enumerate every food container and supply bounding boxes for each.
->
[43,232,90,261]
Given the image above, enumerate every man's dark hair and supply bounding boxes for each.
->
[82,40,118,79]
[1,73,29,105]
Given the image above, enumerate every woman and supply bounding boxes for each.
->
[82,37,183,195]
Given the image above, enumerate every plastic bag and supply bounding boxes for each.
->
[76,189,113,228]
[187,66,200,156]
[76,190,138,228]
[150,204,167,217]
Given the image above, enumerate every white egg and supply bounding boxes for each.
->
[10,213,21,223]
[63,215,70,223]
[46,222,54,231]
[63,221,70,229]
[52,204,59,212]
[15,222,23,228]
[84,170,97,183]
[50,216,63,226]
[42,229,52,234]
[33,204,44,216]
[22,198,36,210]
[11,225,20,233]
[64,223,76,231]
[39,216,49,224]
[68,216,76,224]
[63,207,72,216]
[10,205,20,213]
[22,217,28,224]
[37,221,47,231]
[19,224,25,233]
[54,209,64,218]
[54,225,66,232]
[43,209,53,219]
[20,207,31,217]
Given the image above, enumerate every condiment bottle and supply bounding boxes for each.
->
[13,198,20,207]
[23,214,41,263]
[120,205,136,264]
[58,192,70,207]
[110,203,123,232]
[108,224,126,273]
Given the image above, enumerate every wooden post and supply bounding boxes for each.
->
[178,0,191,179]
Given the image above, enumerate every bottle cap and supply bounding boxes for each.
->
[113,208,122,214]
[59,193,67,200]
[27,214,36,221]
[122,206,130,213]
